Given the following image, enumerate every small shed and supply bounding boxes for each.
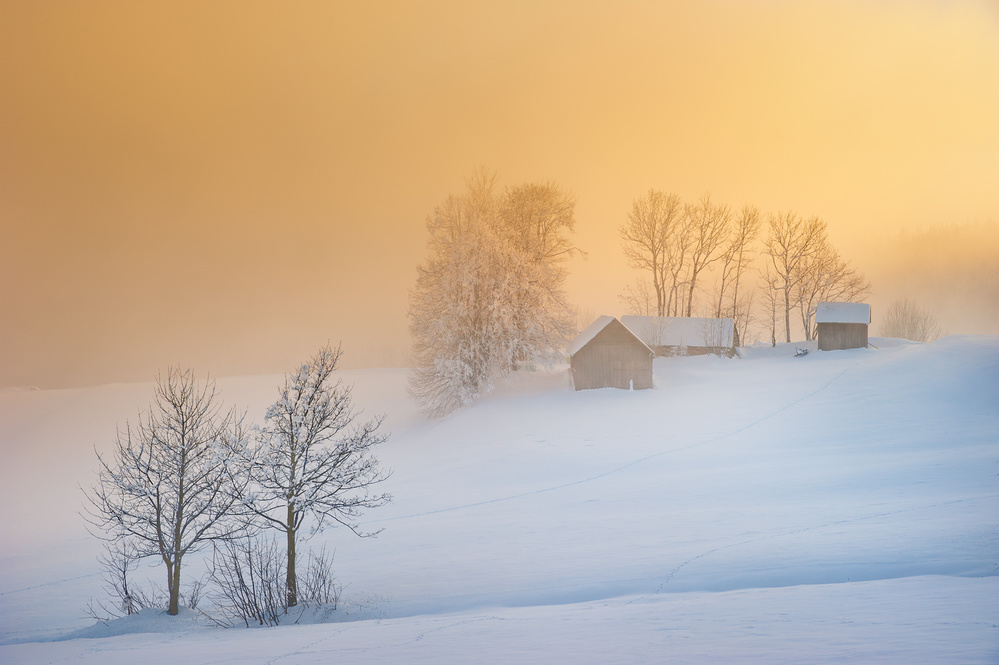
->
[816,302,871,351]
[568,316,654,391]
[620,316,736,357]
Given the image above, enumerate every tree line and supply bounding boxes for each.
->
[618,190,870,347]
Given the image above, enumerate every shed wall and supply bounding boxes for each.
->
[817,322,868,351]
[571,321,653,390]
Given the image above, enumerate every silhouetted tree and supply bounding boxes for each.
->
[715,205,761,342]
[764,212,827,342]
[794,241,870,340]
[619,189,685,316]
[682,194,732,317]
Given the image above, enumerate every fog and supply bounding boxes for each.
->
[851,222,999,338]
[1,1,997,388]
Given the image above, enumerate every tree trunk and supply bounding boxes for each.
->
[286,505,297,608]
[783,283,792,343]
[167,559,181,615]
[685,277,696,317]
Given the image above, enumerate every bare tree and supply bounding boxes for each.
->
[794,240,871,340]
[243,344,390,608]
[619,277,657,316]
[714,205,761,339]
[879,298,941,342]
[764,212,827,342]
[85,539,156,620]
[621,191,742,319]
[85,369,248,615]
[759,264,784,347]
[619,189,685,316]
[682,194,732,317]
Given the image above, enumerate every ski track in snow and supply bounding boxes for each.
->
[263,626,353,665]
[0,573,97,598]
[372,360,863,525]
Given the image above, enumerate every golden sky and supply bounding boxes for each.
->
[2,1,997,388]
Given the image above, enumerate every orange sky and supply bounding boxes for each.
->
[2,1,997,388]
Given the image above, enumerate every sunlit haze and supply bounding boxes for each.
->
[2,1,997,388]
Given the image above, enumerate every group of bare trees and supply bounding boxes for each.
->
[763,213,869,343]
[619,191,762,342]
[85,344,390,624]
[619,190,870,345]
[409,170,578,416]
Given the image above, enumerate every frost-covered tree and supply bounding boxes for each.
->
[499,181,579,369]
[242,344,390,608]
[879,298,941,342]
[85,369,248,616]
[409,171,578,416]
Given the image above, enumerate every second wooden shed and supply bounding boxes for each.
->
[816,302,871,351]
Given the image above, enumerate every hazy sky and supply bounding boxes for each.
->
[2,1,997,389]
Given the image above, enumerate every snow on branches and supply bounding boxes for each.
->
[409,170,578,417]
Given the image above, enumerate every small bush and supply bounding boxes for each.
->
[208,537,341,627]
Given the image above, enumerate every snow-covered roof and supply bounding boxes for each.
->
[621,316,735,348]
[815,302,870,324]
[567,315,616,356]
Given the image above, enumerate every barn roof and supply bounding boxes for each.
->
[567,316,652,356]
[815,302,870,324]
[620,316,735,348]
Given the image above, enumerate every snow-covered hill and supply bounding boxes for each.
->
[1,336,997,664]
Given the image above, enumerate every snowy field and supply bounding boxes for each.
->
[1,336,997,664]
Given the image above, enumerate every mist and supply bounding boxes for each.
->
[852,221,999,338]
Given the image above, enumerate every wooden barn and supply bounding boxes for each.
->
[816,302,871,351]
[620,315,736,357]
[568,316,654,391]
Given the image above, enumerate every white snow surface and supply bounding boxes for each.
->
[621,315,735,348]
[1,336,997,663]
[815,301,871,324]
